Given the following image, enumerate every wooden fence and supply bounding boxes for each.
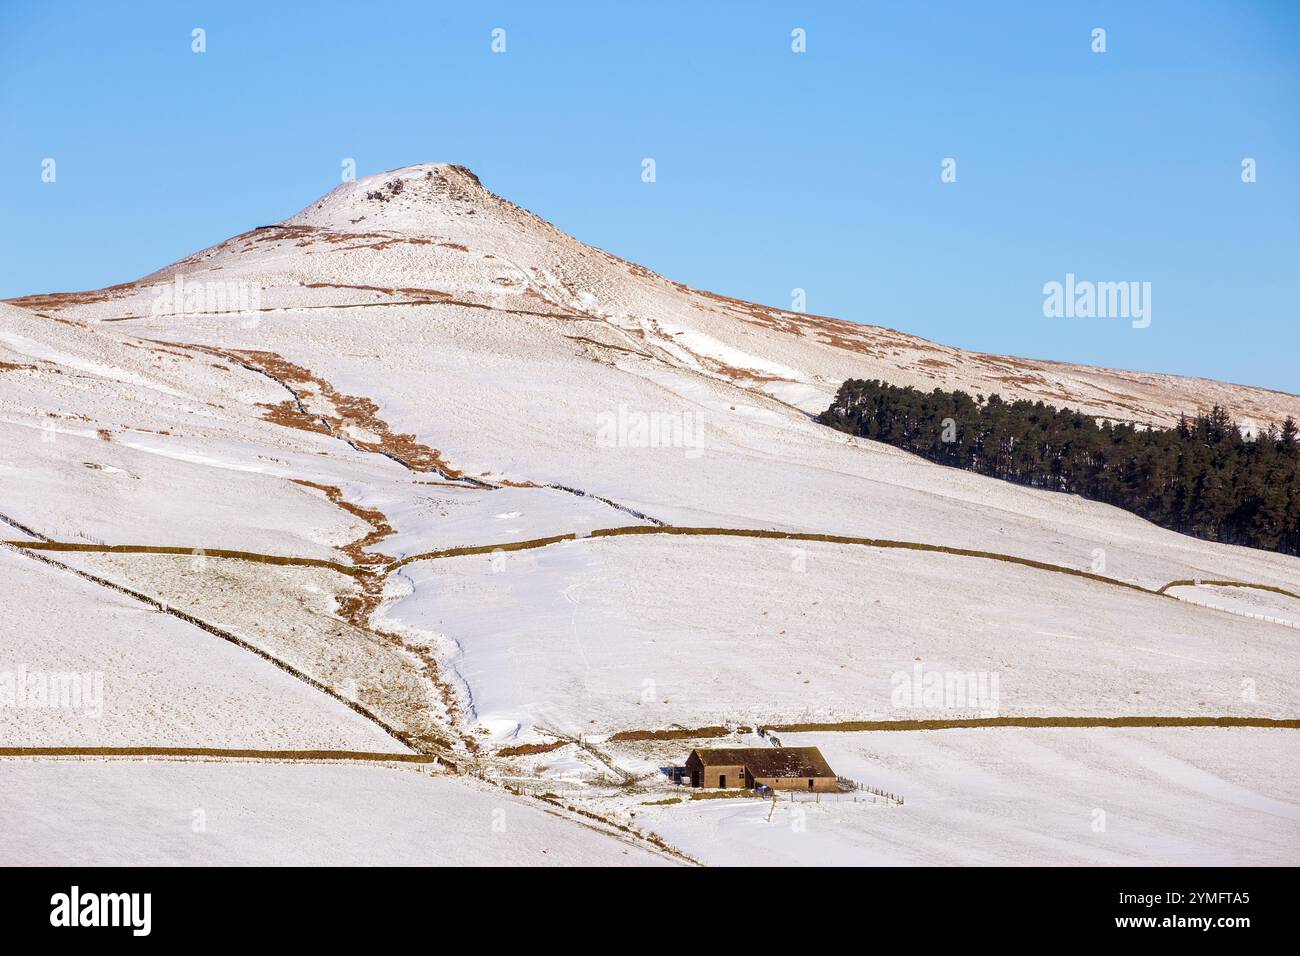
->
[837,775,904,805]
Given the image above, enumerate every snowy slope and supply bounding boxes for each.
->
[0,548,403,751]
[2,164,1298,866]
[379,535,1300,743]
[0,761,673,866]
[16,163,1297,429]
[634,728,1300,866]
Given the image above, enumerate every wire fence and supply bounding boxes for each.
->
[1173,595,1299,629]
[836,776,904,806]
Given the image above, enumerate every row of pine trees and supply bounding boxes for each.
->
[817,379,1300,556]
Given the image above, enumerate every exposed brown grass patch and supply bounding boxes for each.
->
[239,349,464,476]
[168,342,466,478]
[497,740,569,757]
[609,725,738,742]
[4,281,139,311]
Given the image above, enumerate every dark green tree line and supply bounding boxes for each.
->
[817,379,1300,556]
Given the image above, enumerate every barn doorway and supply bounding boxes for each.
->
[719,774,727,789]
[808,779,814,791]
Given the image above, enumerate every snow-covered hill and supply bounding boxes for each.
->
[2,164,1297,866]
[13,163,1300,428]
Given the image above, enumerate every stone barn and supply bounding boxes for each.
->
[684,746,838,793]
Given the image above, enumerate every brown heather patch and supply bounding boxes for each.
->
[697,355,784,385]
[993,373,1050,389]
[691,789,760,800]
[171,344,465,479]
[609,725,738,742]
[652,278,925,358]
[0,361,35,372]
[252,352,446,467]
[218,225,451,256]
[497,740,569,758]
[262,397,331,435]
[4,281,139,311]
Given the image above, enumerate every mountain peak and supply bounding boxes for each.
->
[284,163,496,233]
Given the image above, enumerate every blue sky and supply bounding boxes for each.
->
[2,1,1297,391]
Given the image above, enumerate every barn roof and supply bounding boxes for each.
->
[689,747,835,778]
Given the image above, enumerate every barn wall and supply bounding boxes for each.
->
[701,765,745,788]
[753,774,838,793]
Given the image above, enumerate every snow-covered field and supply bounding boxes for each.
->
[2,163,1297,866]
[1167,583,1300,629]
[616,733,1300,868]
[0,548,402,751]
[381,534,1299,743]
[631,728,1300,866]
[0,760,673,866]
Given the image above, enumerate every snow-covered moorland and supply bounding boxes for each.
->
[3,165,1297,866]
